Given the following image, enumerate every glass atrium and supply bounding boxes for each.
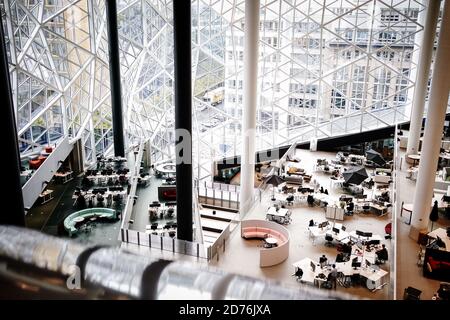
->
[0,0,449,301]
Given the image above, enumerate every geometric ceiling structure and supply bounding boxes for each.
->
[1,0,113,166]
[0,0,435,180]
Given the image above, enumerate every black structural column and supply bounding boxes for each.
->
[106,0,125,157]
[173,1,193,241]
[0,20,25,226]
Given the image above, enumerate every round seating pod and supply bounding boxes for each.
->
[64,208,117,237]
[241,219,290,267]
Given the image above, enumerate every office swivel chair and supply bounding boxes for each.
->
[286,195,294,206]
[403,287,422,300]
[293,268,303,281]
[325,234,334,247]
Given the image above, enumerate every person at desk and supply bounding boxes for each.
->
[319,255,328,268]
[342,243,352,257]
[375,244,388,264]
[346,200,354,215]
[335,252,346,263]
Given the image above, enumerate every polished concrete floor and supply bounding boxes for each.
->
[209,149,392,300]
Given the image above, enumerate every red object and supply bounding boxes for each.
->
[427,256,450,270]
[29,156,47,169]
[385,222,392,235]
[45,147,53,153]
[163,189,176,200]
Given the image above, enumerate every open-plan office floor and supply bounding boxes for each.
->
[209,149,392,300]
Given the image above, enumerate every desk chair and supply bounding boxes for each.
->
[403,287,422,300]
[286,195,294,206]
[361,204,370,214]
[325,234,334,247]
[293,268,303,281]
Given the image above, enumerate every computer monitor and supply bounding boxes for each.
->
[356,230,364,237]
[364,232,373,238]
[356,241,363,250]
[366,259,371,267]
[368,239,380,246]
[332,227,340,234]
[310,261,316,272]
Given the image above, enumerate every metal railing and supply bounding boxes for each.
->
[124,228,209,259]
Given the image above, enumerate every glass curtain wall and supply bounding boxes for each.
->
[1,0,430,178]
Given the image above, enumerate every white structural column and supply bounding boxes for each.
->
[410,0,450,238]
[406,0,441,157]
[240,0,260,216]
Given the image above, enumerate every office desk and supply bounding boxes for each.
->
[428,228,450,252]
[292,258,329,288]
[326,230,349,243]
[55,171,74,184]
[348,231,383,242]
[266,207,291,224]
[313,193,334,206]
[308,225,331,244]
[370,203,389,216]
[359,267,388,290]
[39,189,54,204]
[335,260,388,290]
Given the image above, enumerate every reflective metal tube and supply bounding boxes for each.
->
[0,226,348,300]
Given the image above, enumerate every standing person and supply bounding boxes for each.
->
[319,254,328,268]
[329,264,338,289]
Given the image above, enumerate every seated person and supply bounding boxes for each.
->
[309,219,315,227]
[335,252,345,263]
[376,244,388,264]
[346,201,354,213]
[342,243,352,255]
[294,268,303,279]
[319,254,328,268]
